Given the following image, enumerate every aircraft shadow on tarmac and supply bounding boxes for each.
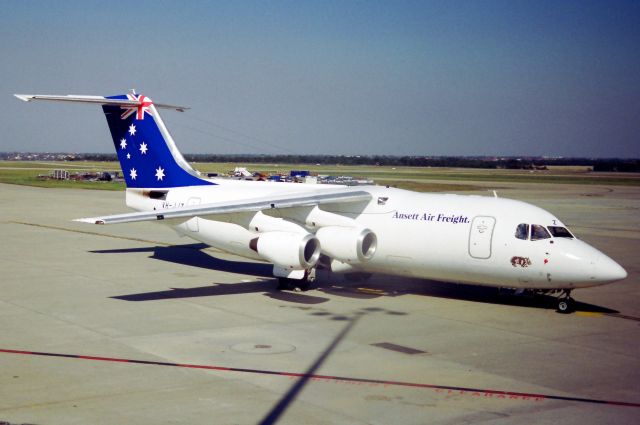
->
[92,243,273,277]
[323,279,620,314]
[93,244,331,304]
[92,243,619,314]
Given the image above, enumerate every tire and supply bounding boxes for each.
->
[277,277,312,291]
[277,278,295,291]
[556,298,574,314]
[297,279,312,291]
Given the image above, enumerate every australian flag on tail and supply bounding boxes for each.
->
[102,92,213,189]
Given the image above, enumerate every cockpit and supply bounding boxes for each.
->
[515,223,574,241]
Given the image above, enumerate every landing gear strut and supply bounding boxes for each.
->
[556,290,575,314]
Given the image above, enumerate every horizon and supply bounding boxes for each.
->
[2,152,638,162]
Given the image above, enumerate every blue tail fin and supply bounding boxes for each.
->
[102,92,213,188]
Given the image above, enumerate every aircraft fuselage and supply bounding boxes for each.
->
[126,180,626,290]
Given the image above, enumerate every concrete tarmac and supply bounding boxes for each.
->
[0,182,638,424]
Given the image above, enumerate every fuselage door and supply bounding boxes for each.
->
[469,216,496,259]
[186,197,201,232]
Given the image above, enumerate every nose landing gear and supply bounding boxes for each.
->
[556,290,575,314]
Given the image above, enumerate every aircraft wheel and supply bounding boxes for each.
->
[556,297,575,314]
[297,279,312,292]
[277,277,312,291]
[277,278,295,291]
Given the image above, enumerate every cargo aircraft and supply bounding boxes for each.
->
[15,91,627,313]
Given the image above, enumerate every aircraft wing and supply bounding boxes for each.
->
[75,189,372,225]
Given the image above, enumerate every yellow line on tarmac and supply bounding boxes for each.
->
[357,288,385,295]
[575,311,603,318]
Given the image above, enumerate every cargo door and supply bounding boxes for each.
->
[468,216,496,259]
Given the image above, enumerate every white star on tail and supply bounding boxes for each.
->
[130,168,137,180]
[120,138,127,149]
[126,153,131,160]
[139,142,148,154]
[128,124,136,136]
[155,167,165,181]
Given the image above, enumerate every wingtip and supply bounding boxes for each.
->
[74,217,105,225]
[14,94,32,102]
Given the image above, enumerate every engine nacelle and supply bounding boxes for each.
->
[251,231,321,270]
[315,226,377,264]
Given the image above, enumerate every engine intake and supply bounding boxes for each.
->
[250,231,320,270]
[315,226,377,264]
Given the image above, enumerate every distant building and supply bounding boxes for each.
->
[233,167,252,178]
[51,169,69,180]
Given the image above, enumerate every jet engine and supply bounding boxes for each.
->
[250,231,321,270]
[315,226,377,264]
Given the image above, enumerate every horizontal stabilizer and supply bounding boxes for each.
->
[75,190,372,225]
[14,94,189,112]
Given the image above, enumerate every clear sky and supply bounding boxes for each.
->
[1,0,638,157]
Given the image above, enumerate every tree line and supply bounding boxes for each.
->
[2,152,638,171]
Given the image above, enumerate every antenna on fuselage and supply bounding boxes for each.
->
[492,190,498,198]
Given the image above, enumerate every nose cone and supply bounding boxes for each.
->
[552,239,627,287]
[592,255,628,284]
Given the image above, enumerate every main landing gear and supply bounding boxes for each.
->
[556,290,575,314]
[277,271,312,292]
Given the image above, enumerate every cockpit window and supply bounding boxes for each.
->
[516,223,572,241]
[548,226,574,238]
[530,224,551,241]
[515,223,529,240]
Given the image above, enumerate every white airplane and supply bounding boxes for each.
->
[15,91,627,313]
